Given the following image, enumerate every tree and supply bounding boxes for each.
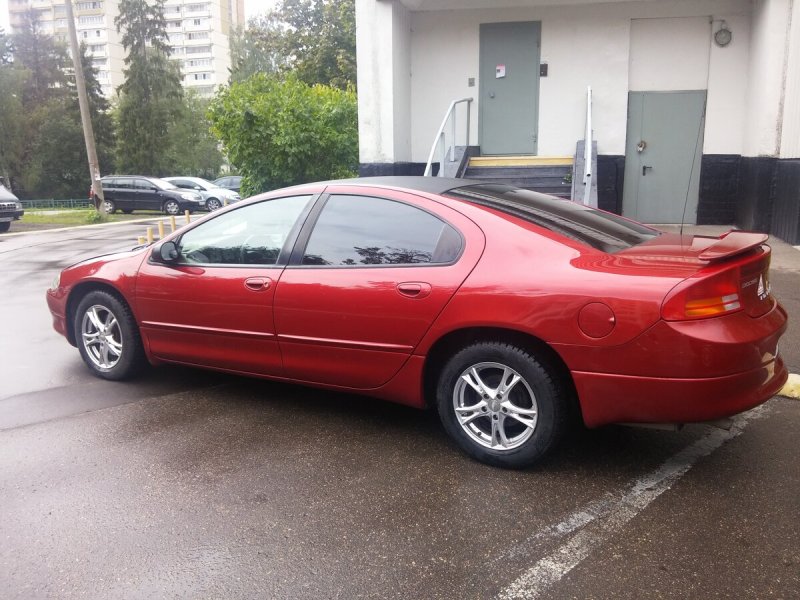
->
[230,0,355,89]
[114,0,183,175]
[167,91,224,179]
[208,74,357,196]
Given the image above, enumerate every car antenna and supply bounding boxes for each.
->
[679,96,708,237]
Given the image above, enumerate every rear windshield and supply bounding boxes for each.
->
[445,184,659,253]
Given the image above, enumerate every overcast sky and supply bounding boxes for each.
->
[0,1,275,33]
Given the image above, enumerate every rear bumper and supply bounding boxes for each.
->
[574,355,788,427]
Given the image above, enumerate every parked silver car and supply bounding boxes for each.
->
[164,177,242,211]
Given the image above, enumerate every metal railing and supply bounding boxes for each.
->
[582,86,593,205]
[424,97,473,177]
[20,199,93,210]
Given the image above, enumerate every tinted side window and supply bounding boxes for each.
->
[114,178,132,190]
[135,179,155,191]
[178,195,312,265]
[101,178,116,189]
[302,195,462,266]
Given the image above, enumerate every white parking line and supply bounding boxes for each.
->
[496,405,769,600]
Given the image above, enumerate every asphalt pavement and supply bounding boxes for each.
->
[0,221,798,599]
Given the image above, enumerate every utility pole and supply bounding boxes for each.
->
[64,0,105,211]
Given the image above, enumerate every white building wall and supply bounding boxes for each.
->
[779,0,800,158]
[743,0,793,157]
[396,0,754,162]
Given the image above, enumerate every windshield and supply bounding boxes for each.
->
[445,184,659,253]
[151,178,177,190]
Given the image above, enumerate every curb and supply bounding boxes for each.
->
[1,217,163,237]
[778,373,800,400]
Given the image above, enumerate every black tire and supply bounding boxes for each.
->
[206,197,222,211]
[163,199,181,215]
[102,199,116,214]
[73,290,146,380]
[0,221,9,233]
[436,342,568,469]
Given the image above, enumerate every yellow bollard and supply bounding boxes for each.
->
[185,210,191,225]
[157,221,165,240]
[138,236,145,245]
[223,198,228,207]
[169,215,176,232]
[146,227,154,245]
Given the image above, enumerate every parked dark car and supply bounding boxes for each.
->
[92,176,204,215]
[0,183,24,233]
[212,175,242,194]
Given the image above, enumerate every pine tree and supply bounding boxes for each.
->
[114,0,183,175]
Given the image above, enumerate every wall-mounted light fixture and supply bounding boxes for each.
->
[714,21,733,47]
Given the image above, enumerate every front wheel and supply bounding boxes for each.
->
[74,290,145,380]
[163,199,180,215]
[436,342,568,469]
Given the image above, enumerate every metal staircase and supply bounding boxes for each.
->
[462,155,574,198]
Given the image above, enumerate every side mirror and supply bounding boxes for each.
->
[152,241,179,263]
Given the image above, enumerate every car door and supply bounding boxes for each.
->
[135,194,315,375]
[134,178,161,211]
[273,185,485,389]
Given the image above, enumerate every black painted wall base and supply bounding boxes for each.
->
[359,162,431,177]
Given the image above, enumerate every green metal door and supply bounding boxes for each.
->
[622,91,706,224]
[479,22,540,155]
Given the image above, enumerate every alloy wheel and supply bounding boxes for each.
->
[452,361,538,451]
[80,304,123,370]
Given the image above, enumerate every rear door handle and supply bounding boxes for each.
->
[244,277,272,291]
[397,282,432,299]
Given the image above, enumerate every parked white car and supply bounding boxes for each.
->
[163,177,242,211]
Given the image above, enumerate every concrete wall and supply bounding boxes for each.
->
[778,0,800,158]
[403,0,753,162]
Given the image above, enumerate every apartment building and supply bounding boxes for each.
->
[7,0,245,97]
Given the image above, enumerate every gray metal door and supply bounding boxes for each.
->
[622,91,706,224]
[479,22,540,155]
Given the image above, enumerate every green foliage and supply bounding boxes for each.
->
[85,209,108,224]
[114,0,183,175]
[0,14,114,199]
[166,91,224,179]
[230,0,355,89]
[209,74,357,195]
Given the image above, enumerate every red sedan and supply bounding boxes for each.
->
[46,178,788,468]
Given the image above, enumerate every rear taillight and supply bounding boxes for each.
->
[662,268,742,321]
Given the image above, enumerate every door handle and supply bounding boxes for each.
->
[642,165,653,176]
[397,282,432,299]
[244,277,272,291]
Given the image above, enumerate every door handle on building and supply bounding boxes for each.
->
[642,165,653,176]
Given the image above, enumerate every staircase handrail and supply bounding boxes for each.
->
[583,86,593,204]
[424,97,473,177]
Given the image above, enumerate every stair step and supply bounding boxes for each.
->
[465,166,571,178]
[469,155,574,167]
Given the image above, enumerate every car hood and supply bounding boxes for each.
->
[65,247,147,272]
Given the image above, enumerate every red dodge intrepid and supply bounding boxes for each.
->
[46,178,788,468]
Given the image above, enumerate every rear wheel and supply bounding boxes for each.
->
[163,199,180,215]
[206,197,222,211]
[436,342,568,468]
[74,290,145,380]
[103,199,116,214]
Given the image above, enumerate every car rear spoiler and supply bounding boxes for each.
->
[698,231,769,262]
